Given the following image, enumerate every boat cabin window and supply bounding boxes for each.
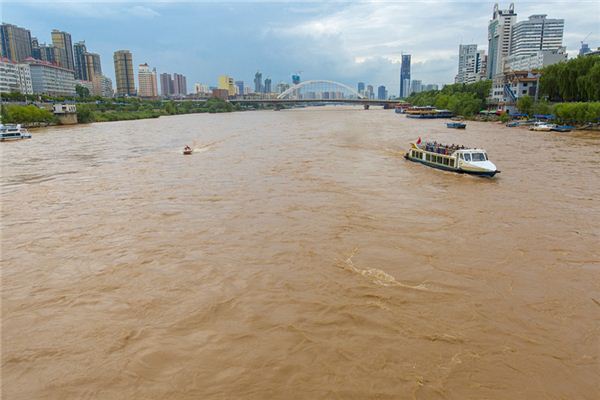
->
[471,153,486,161]
[464,153,471,161]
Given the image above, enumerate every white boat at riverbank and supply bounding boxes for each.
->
[405,140,500,177]
[0,124,32,141]
[529,122,555,131]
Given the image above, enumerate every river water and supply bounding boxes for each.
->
[2,107,599,399]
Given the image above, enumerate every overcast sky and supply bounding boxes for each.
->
[4,0,599,94]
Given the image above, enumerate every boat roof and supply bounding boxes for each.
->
[411,142,487,152]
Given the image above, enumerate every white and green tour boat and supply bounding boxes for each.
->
[405,139,500,177]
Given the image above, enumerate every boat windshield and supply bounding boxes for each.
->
[471,152,487,161]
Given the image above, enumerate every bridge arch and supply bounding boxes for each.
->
[277,80,365,100]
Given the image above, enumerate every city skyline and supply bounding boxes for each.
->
[4,1,598,94]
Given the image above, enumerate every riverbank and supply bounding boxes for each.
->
[1,97,243,127]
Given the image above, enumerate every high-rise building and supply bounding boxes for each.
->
[487,3,517,78]
[160,73,173,97]
[51,29,75,71]
[0,58,33,94]
[91,74,113,97]
[33,42,59,64]
[0,23,33,62]
[424,84,439,91]
[73,41,87,80]
[218,75,236,96]
[173,73,187,96]
[113,50,136,96]
[357,82,365,95]
[84,52,102,80]
[235,80,244,96]
[579,43,591,56]
[254,71,262,93]
[264,78,272,93]
[366,84,374,99]
[455,44,487,84]
[377,85,387,100]
[138,63,158,97]
[510,14,564,58]
[31,37,41,60]
[399,54,411,98]
[410,80,422,94]
[292,74,300,85]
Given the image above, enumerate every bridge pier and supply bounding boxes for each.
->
[363,104,370,110]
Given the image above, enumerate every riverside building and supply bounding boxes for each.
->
[0,57,33,94]
[24,57,76,96]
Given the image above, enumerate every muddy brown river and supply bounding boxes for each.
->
[2,107,599,399]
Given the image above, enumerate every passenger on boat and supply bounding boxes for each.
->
[184,145,192,151]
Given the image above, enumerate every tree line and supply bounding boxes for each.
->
[406,80,492,117]
[539,55,600,102]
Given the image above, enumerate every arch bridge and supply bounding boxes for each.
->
[229,80,399,108]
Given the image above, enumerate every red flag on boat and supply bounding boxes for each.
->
[416,137,421,144]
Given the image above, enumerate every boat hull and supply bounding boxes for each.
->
[405,154,498,177]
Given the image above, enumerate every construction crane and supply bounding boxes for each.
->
[581,32,592,47]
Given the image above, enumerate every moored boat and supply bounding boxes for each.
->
[447,122,466,129]
[0,124,32,141]
[405,139,499,177]
[183,145,193,155]
[529,122,555,131]
[551,125,575,132]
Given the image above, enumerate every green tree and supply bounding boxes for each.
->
[517,95,533,116]
[75,84,90,99]
[76,104,95,123]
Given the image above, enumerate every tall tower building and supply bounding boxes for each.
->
[31,37,41,60]
[254,71,262,93]
[138,63,158,97]
[113,50,136,96]
[487,3,517,78]
[0,23,33,62]
[510,14,564,57]
[399,54,411,98]
[173,73,187,95]
[84,52,102,79]
[357,82,365,95]
[264,78,272,93]
[51,29,75,70]
[235,80,244,96]
[73,41,88,80]
[160,73,173,96]
[377,85,387,100]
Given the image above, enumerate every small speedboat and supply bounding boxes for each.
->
[183,147,193,155]
[447,122,466,129]
[529,122,555,131]
[0,124,31,141]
